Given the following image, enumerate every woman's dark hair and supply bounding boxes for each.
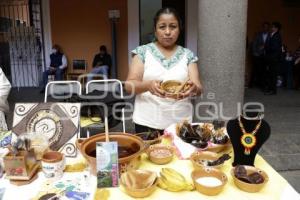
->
[100,45,107,52]
[153,7,183,31]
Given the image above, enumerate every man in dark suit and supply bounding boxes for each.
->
[264,22,282,95]
[251,22,270,88]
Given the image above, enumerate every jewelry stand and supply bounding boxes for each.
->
[227,116,270,166]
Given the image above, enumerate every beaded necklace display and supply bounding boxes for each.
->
[238,116,262,155]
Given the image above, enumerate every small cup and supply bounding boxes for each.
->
[41,151,65,180]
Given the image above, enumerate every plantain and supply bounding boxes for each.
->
[161,168,186,182]
[158,168,195,192]
[160,173,187,192]
[157,177,168,190]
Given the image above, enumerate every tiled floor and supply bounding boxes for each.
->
[6,87,300,192]
[245,88,300,192]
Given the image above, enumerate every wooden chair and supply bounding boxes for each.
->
[67,59,87,83]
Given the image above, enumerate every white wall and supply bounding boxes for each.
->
[127,0,140,65]
[186,0,198,54]
[41,0,52,70]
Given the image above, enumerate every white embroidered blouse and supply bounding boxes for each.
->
[132,43,198,129]
[0,67,11,130]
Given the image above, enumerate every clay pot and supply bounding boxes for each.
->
[76,133,147,175]
[41,151,65,180]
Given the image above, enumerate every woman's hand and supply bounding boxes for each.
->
[176,80,202,99]
[148,80,165,97]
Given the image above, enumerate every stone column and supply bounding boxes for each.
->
[194,0,248,121]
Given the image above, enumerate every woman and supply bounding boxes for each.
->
[0,67,11,130]
[125,8,203,133]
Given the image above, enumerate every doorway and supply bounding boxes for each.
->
[0,0,44,87]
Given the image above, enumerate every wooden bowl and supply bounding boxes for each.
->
[147,144,174,165]
[190,151,224,169]
[191,168,227,196]
[231,166,269,193]
[120,170,158,198]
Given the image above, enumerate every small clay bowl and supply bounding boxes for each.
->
[231,165,269,193]
[160,80,183,98]
[191,168,227,196]
[120,170,158,198]
[190,151,224,169]
[147,144,174,165]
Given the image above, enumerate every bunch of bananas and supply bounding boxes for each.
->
[157,168,194,192]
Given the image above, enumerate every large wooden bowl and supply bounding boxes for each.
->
[191,168,227,196]
[231,165,269,193]
[76,133,147,175]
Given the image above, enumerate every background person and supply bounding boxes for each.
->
[264,22,282,95]
[40,44,67,92]
[250,22,270,88]
[88,45,112,81]
[293,35,300,89]
[125,7,203,133]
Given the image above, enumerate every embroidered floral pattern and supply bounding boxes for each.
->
[132,43,198,69]
[132,45,147,63]
[186,49,198,65]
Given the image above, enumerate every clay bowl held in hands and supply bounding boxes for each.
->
[191,168,228,196]
[160,80,189,98]
[231,165,269,193]
[147,144,174,165]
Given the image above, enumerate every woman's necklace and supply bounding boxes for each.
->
[238,116,262,155]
